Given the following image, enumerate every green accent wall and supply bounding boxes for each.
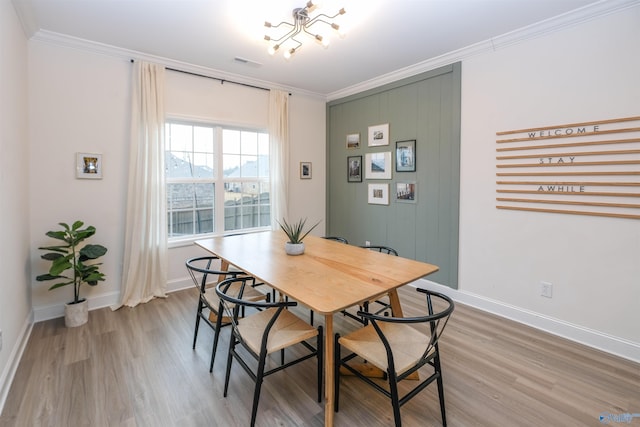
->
[326,63,461,289]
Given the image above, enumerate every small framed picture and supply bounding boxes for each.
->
[365,151,392,180]
[347,156,362,182]
[76,153,102,179]
[396,181,417,203]
[368,183,389,205]
[300,162,312,179]
[346,133,360,149]
[368,123,389,147]
[396,140,416,172]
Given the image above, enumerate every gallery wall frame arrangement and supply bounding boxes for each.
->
[300,162,312,179]
[365,151,392,180]
[396,139,416,172]
[347,155,362,182]
[76,152,102,179]
[368,183,389,205]
[368,123,389,147]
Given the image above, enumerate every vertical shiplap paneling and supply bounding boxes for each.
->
[327,63,461,288]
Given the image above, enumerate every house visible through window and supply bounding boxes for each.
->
[165,122,270,239]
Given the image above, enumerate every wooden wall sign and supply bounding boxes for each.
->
[495,116,640,220]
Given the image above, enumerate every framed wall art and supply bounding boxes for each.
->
[368,183,389,205]
[347,155,362,182]
[396,181,417,203]
[76,152,102,179]
[365,151,392,180]
[346,133,360,149]
[368,123,389,147]
[300,162,312,179]
[395,139,416,172]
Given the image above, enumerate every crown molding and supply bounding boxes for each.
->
[30,30,326,99]
[326,0,640,101]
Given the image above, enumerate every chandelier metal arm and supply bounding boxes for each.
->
[306,9,345,28]
[270,25,301,44]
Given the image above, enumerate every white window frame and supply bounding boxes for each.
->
[166,119,271,246]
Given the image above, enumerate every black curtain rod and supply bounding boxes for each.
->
[130,59,270,92]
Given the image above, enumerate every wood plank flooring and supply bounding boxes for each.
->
[1,286,638,426]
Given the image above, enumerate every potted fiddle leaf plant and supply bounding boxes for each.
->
[276,218,320,255]
[36,221,107,327]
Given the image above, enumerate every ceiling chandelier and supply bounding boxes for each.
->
[264,1,346,59]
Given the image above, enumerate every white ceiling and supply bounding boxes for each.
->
[13,0,615,97]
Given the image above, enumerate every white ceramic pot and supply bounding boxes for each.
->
[285,242,305,256]
[65,299,88,327]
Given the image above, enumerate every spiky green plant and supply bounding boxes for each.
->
[36,221,107,304]
[276,218,320,244]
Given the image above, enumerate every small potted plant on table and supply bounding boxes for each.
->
[277,218,320,256]
[36,221,107,327]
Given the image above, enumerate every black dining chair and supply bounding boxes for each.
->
[323,236,349,244]
[186,256,268,372]
[334,288,455,426]
[216,276,323,427]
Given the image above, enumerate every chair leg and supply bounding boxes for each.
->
[388,370,402,427]
[209,303,225,373]
[250,353,267,427]
[310,309,314,326]
[223,338,235,398]
[434,354,447,426]
[334,333,341,412]
[316,325,324,402]
[193,299,203,349]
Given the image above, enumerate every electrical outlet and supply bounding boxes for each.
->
[365,241,370,247]
[540,282,553,298]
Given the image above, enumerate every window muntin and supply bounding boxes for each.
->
[166,122,269,240]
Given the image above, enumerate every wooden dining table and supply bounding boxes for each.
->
[195,231,439,427]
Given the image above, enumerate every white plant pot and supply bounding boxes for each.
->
[65,299,88,327]
[285,242,305,256]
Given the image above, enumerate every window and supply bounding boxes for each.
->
[166,122,270,240]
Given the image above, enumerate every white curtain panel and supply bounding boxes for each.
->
[115,61,168,308]
[269,89,290,228]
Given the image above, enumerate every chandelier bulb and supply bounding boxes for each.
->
[268,44,280,55]
[284,48,296,59]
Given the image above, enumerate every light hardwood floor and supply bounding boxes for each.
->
[1,286,638,426]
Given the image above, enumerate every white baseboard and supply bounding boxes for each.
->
[32,291,121,323]
[32,277,193,323]
[167,277,192,293]
[0,312,33,416]
[414,279,640,364]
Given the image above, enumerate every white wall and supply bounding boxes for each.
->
[27,41,327,314]
[0,0,31,410]
[455,7,640,358]
[28,43,131,317]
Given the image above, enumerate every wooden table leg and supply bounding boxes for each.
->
[387,289,403,317]
[324,314,334,427]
